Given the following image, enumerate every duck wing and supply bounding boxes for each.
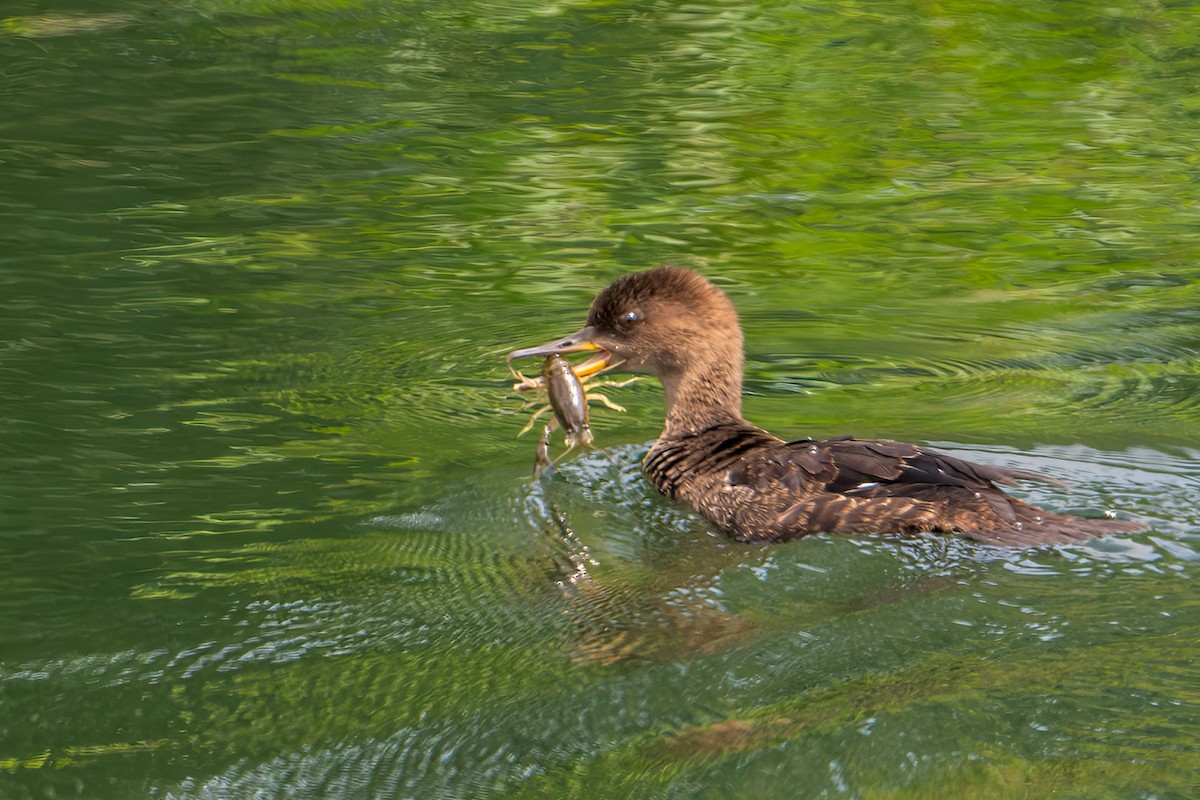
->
[803,435,1067,493]
[728,435,1142,544]
[726,435,1063,496]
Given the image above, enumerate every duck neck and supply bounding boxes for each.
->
[660,355,745,438]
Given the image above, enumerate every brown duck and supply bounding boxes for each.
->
[507,266,1146,546]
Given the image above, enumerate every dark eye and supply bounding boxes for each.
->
[620,309,642,326]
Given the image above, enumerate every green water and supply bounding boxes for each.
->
[2,0,1198,797]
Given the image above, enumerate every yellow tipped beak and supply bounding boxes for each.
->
[570,351,614,379]
[506,326,621,389]
[506,326,602,363]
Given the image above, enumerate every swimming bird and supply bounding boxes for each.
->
[507,266,1145,546]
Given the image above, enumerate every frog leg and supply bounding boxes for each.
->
[584,392,626,413]
[552,438,577,466]
[510,365,545,393]
[534,419,558,475]
[519,404,552,437]
[587,376,641,390]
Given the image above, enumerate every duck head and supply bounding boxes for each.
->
[508,266,746,431]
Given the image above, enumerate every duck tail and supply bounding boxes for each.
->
[962,498,1147,547]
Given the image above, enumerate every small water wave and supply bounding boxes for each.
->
[166,715,562,800]
[748,340,1200,429]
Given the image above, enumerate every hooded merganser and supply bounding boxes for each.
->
[507,266,1145,546]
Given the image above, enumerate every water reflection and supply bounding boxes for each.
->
[2,0,1198,797]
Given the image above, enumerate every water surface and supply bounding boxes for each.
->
[1,0,1197,797]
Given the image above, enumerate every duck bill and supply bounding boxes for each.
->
[506,326,616,379]
[507,326,602,363]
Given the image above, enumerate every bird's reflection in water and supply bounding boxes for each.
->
[518,449,986,669]
[523,471,756,666]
